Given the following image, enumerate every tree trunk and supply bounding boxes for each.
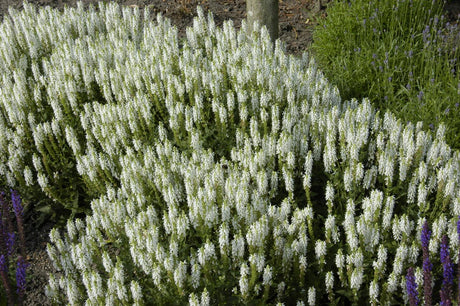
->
[246,0,279,43]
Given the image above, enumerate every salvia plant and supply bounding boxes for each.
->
[312,0,460,149]
[405,218,460,305]
[0,189,28,305]
[0,1,459,305]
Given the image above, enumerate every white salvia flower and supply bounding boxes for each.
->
[433,214,447,240]
[398,214,414,239]
[323,140,337,172]
[286,151,296,169]
[392,215,402,241]
[256,170,268,195]
[299,255,307,272]
[66,219,78,242]
[24,166,33,186]
[201,288,210,306]
[325,214,339,243]
[350,268,363,290]
[130,280,142,302]
[232,234,245,261]
[174,261,187,289]
[454,193,460,216]
[239,263,249,298]
[102,251,113,273]
[307,287,315,306]
[152,264,162,287]
[37,172,49,189]
[399,159,409,182]
[369,280,379,302]
[417,183,428,207]
[436,124,446,140]
[429,238,439,256]
[204,240,216,262]
[189,293,200,306]
[415,266,423,289]
[355,162,364,183]
[444,179,455,199]
[283,166,294,194]
[407,177,417,204]
[87,271,103,302]
[46,244,61,271]
[315,240,326,261]
[348,248,364,268]
[373,245,387,276]
[336,249,345,269]
[343,199,355,230]
[382,196,395,230]
[418,161,428,182]
[313,138,322,161]
[279,198,291,221]
[392,244,408,276]
[249,253,265,273]
[343,166,353,192]
[297,301,305,306]
[250,117,260,147]
[191,263,201,289]
[325,181,334,203]
[219,222,229,255]
[363,166,377,190]
[303,151,313,189]
[408,242,419,264]
[65,277,80,304]
[263,265,273,286]
[325,271,334,292]
[170,240,179,258]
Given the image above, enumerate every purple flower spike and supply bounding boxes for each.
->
[457,216,460,238]
[458,217,460,305]
[6,232,15,256]
[406,267,419,306]
[10,190,26,257]
[16,255,29,303]
[421,221,432,306]
[0,254,13,304]
[0,254,6,272]
[10,189,22,218]
[440,235,453,306]
[0,191,7,255]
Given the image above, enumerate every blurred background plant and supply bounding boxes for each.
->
[311,0,460,149]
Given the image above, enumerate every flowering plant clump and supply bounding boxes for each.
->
[0,1,459,305]
[312,0,460,149]
[0,190,29,305]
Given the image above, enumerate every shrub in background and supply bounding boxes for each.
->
[30,3,460,305]
[311,0,460,149]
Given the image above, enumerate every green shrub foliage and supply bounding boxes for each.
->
[0,2,459,305]
[312,0,460,149]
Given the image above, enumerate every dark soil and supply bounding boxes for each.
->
[0,0,458,305]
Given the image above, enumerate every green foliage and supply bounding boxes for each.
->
[311,0,460,149]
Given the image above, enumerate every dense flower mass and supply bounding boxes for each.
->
[0,2,459,305]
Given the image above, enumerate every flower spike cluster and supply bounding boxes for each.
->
[0,1,458,305]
